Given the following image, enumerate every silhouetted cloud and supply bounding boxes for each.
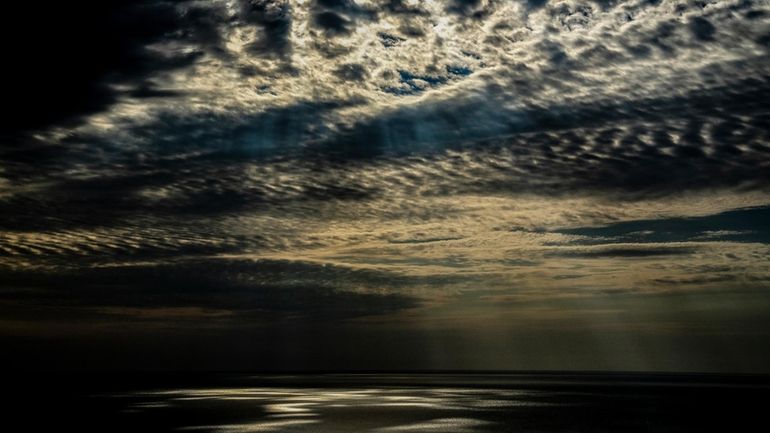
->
[240,0,294,57]
[554,206,770,245]
[2,1,225,138]
[0,259,421,322]
[546,246,698,258]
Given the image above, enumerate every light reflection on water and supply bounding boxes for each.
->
[76,374,770,432]
[121,387,553,432]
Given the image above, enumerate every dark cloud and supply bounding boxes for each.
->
[240,0,293,57]
[446,0,497,19]
[312,0,377,35]
[653,275,739,286]
[526,0,549,9]
[0,99,361,222]
[381,0,431,15]
[317,0,358,9]
[0,0,769,375]
[315,10,354,35]
[316,63,770,194]
[128,85,185,99]
[334,63,370,81]
[553,206,770,245]
[178,4,231,56]
[1,1,227,139]
[316,0,378,18]
[0,259,421,323]
[546,246,698,259]
[378,31,406,47]
[2,60,768,252]
[536,39,571,66]
[383,70,455,95]
[689,16,717,41]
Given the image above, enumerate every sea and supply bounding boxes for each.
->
[7,372,770,432]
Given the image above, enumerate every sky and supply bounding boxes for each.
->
[1,0,770,372]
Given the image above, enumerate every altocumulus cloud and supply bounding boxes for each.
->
[1,0,770,371]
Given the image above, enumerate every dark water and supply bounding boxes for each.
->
[8,373,770,432]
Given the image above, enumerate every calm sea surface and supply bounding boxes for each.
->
[8,373,770,432]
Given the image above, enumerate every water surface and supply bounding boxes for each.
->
[9,373,770,432]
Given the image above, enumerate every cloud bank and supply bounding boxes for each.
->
[2,0,770,370]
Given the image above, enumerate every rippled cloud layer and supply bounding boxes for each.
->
[1,0,770,371]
